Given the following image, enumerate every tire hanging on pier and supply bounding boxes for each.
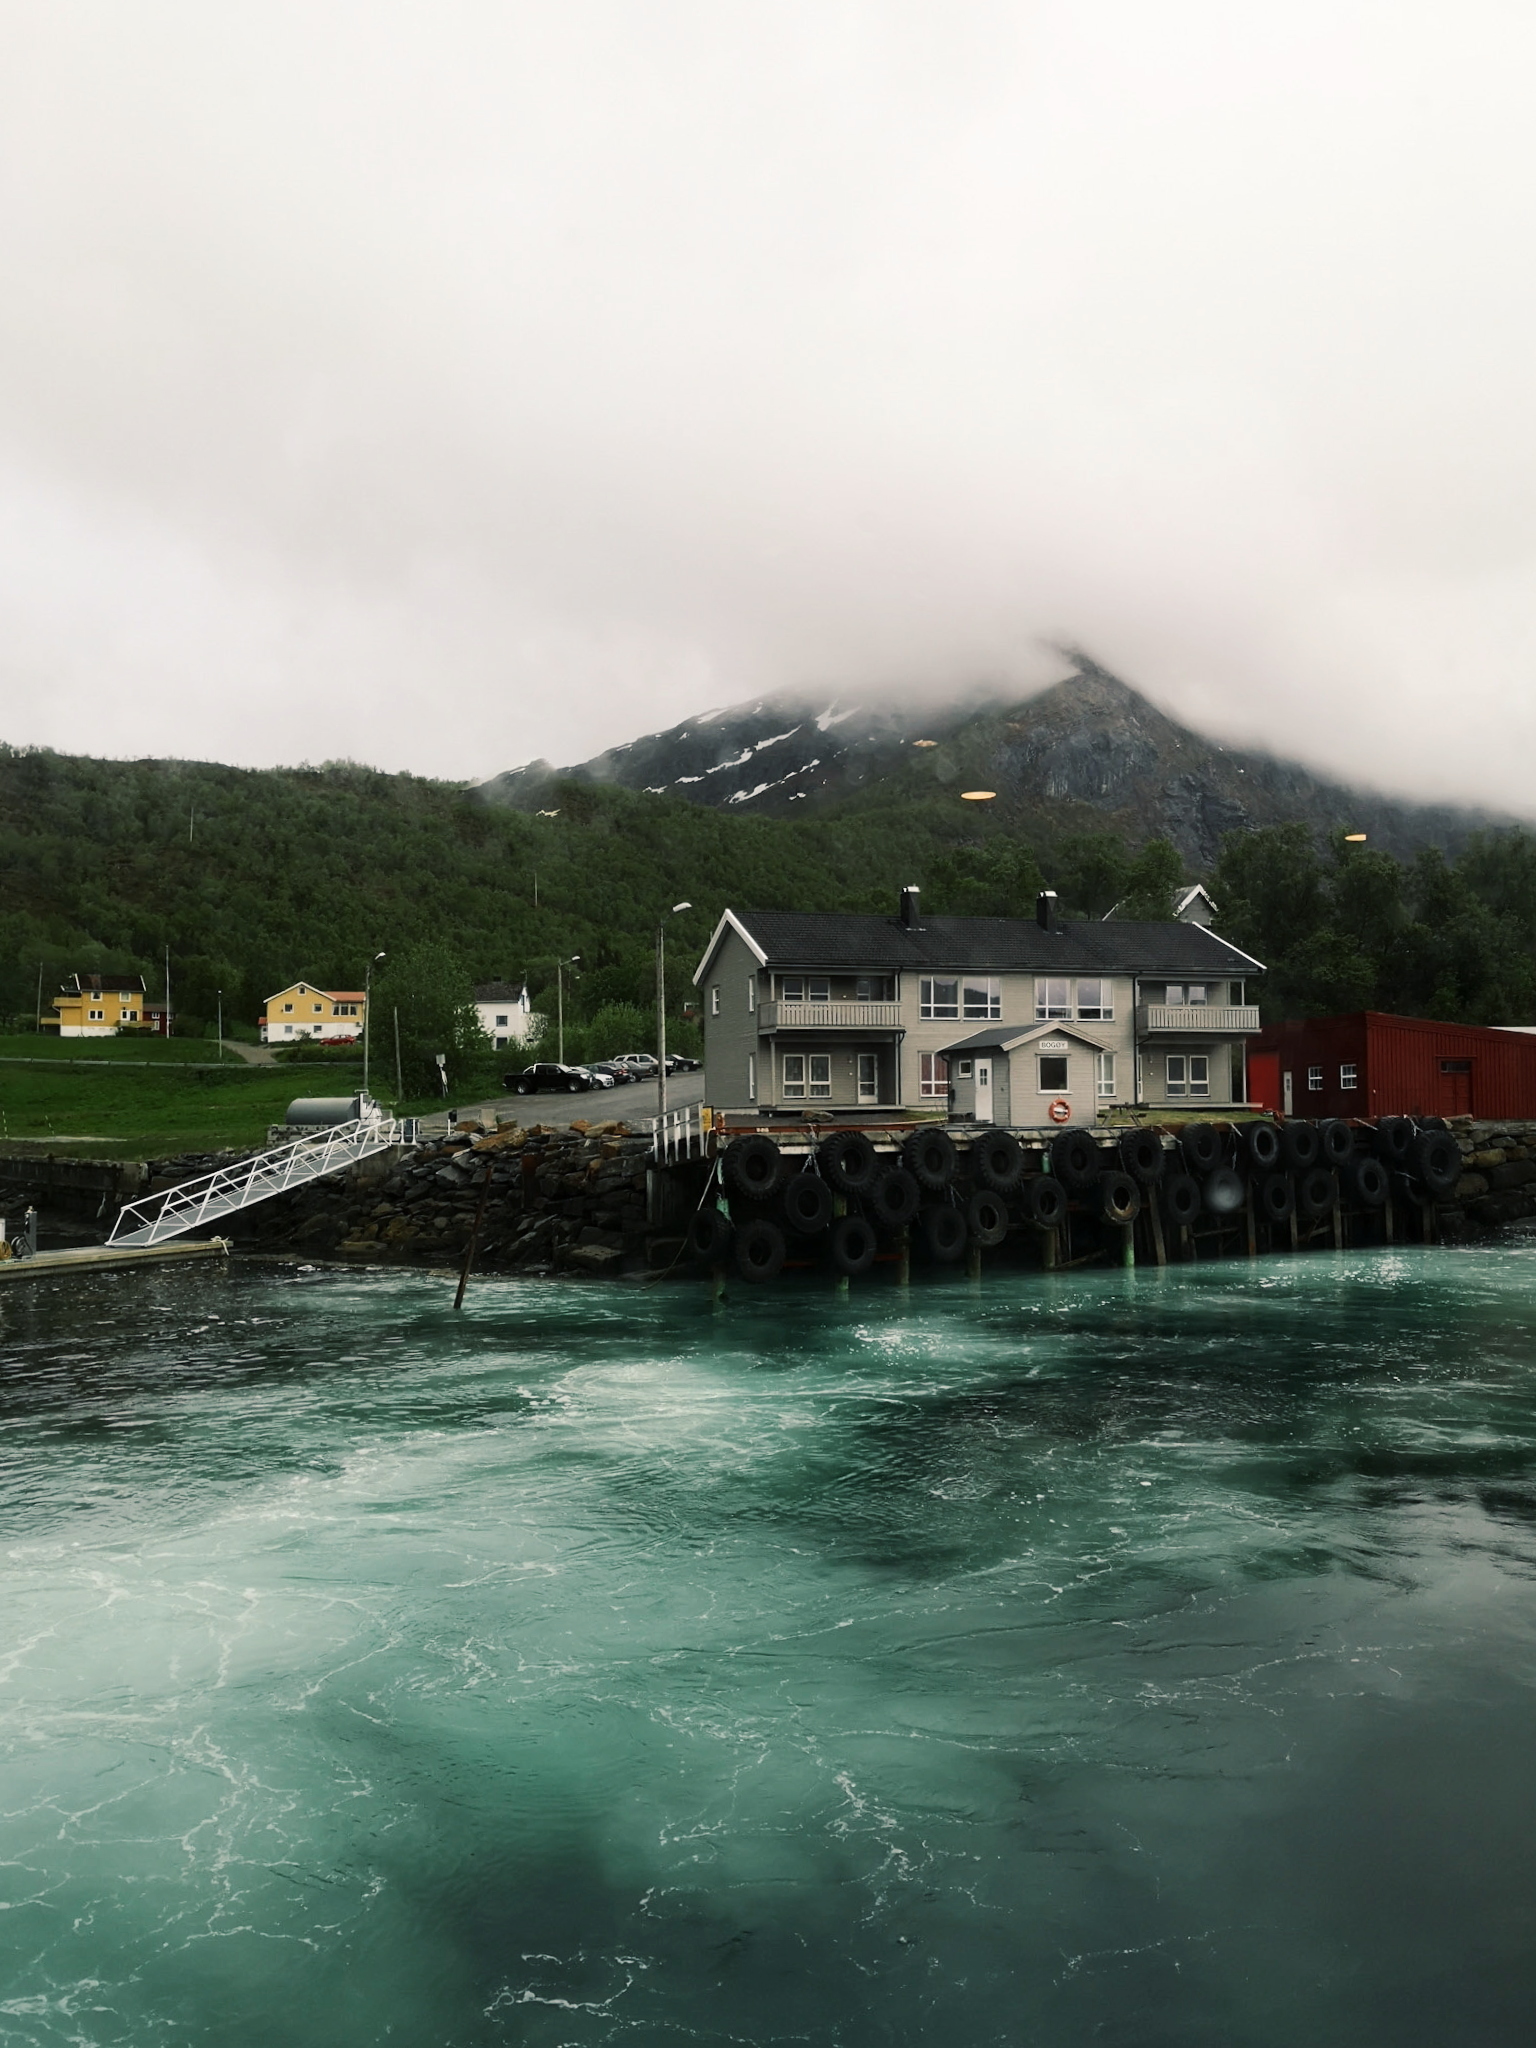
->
[733,1216,786,1282]
[688,1204,733,1263]
[829,1212,877,1276]
[1372,1116,1415,1167]
[1256,1172,1294,1223]
[818,1130,880,1196]
[723,1135,785,1201]
[1242,1121,1283,1173]
[1117,1128,1166,1185]
[1096,1171,1142,1225]
[1020,1174,1067,1229]
[1050,1127,1101,1193]
[1203,1166,1246,1216]
[781,1171,833,1237]
[920,1205,968,1261]
[1295,1166,1336,1222]
[1162,1172,1201,1228]
[1345,1155,1389,1209]
[1410,1130,1461,1196]
[973,1129,1027,1194]
[1317,1118,1355,1166]
[1179,1123,1223,1175]
[1280,1120,1321,1171]
[902,1127,957,1191]
[966,1190,1010,1247]
[869,1167,922,1231]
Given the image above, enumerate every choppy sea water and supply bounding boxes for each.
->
[4,1249,1536,2046]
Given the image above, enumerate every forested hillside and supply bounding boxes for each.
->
[3,739,1536,1063]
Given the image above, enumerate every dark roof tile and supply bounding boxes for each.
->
[729,911,1262,976]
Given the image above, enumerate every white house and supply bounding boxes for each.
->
[473,981,536,1050]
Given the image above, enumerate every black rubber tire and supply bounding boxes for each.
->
[920,1205,968,1261]
[1421,1116,1450,1131]
[1346,1155,1389,1209]
[733,1216,786,1282]
[781,1171,833,1237]
[966,1190,1009,1247]
[1050,1127,1102,1193]
[515,1080,531,1095]
[1373,1116,1415,1166]
[1203,1166,1246,1216]
[1411,1130,1461,1196]
[1280,1121,1321,1171]
[829,1213,877,1276]
[1179,1122,1222,1175]
[724,1134,785,1201]
[688,1205,733,1262]
[1256,1172,1294,1223]
[903,1127,958,1192]
[973,1129,1027,1195]
[565,1079,580,1093]
[870,1167,922,1230]
[1317,1118,1355,1166]
[1296,1166,1336,1222]
[1242,1121,1283,1173]
[1096,1170,1142,1225]
[818,1130,879,1196]
[1021,1174,1067,1229]
[1117,1128,1166,1185]
[1162,1172,1201,1227]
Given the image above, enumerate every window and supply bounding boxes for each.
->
[919,1053,949,1097]
[1189,1055,1209,1096]
[711,986,720,1016]
[748,1053,756,1101]
[495,1013,508,1026]
[1096,1051,1116,1097]
[920,977,959,1019]
[1039,1054,1069,1091]
[957,1059,973,1078]
[88,1008,104,1022]
[1340,1063,1358,1090]
[808,977,830,1003]
[1231,981,1246,1005]
[962,976,1001,1020]
[1035,978,1070,1019]
[857,1054,878,1102]
[780,976,804,1002]
[313,1003,323,1013]
[283,1002,294,1013]
[854,976,893,1001]
[1167,1054,1187,1097]
[746,978,755,1012]
[1077,979,1113,1020]
[1307,1066,1323,1092]
[782,1053,806,1098]
[809,1053,831,1098]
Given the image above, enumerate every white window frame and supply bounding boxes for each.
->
[1340,1063,1358,1090]
[1189,1054,1210,1097]
[1035,978,1070,1020]
[782,1053,806,1098]
[747,1052,756,1100]
[1077,979,1114,1021]
[807,976,831,1003]
[1038,1053,1069,1093]
[808,1053,832,1098]
[711,986,720,1017]
[919,1052,949,1098]
[747,978,755,1012]
[1096,1051,1116,1097]
[1307,1066,1323,1092]
[1167,1054,1187,1097]
[857,1054,878,1102]
[920,977,959,1020]
[780,975,804,1003]
[961,976,1001,1020]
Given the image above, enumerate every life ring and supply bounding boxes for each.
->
[1047,1097,1072,1125]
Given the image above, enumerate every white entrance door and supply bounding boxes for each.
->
[857,1053,878,1103]
[1282,1069,1294,1116]
[975,1058,993,1123]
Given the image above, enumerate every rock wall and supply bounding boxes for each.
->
[1436,1120,1536,1239]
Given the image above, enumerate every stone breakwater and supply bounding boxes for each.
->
[1438,1120,1536,1238]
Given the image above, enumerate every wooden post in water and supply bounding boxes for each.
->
[711,1263,726,1305]
[833,1191,848,1296]
[1332,1195,1344,1251]
[453,1160,496,1310]
[966,1243,982,1282]
[1121,1222,1135,1269]
[1244,1187,1257,1259]
[1383,1191,1394,1245]
[897,1223,911,1288]
[1041,1225,1057,1271]
[1148,1193,1167,1267]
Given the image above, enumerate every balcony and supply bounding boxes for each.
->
[1136,1004,1260,1035]
[757,1001,902,1033]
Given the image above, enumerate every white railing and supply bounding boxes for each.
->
[1137,1005,1260,1034]
[108,1117,418,1247]
[652,1104,707,1164]
[757,1001,902,1031]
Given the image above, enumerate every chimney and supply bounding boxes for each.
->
[900,885,922,930]
[1036,890,1059,932]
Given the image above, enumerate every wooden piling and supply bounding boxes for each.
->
[1148,1194,1167,1267]
[453,1160,496,1310]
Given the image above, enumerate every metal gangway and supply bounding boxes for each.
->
[108,1113,418,1247]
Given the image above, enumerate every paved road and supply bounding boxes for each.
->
[452,1072,705,1131]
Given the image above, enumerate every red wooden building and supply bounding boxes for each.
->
[1248,1012,1536,1122]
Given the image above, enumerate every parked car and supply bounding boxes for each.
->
[506,1062,593,1095]
[573,1065,616,1089]
[586,1061,632,1085]
[665,1054,701,1073]
[614,1052,659,1077]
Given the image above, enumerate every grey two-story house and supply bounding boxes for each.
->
[693,887,1263,1124]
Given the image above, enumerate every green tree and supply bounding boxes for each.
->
[1117,838,1183,920]
[372,943,487,1097]
[1052,833,1131,918]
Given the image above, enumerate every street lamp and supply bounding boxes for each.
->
[657,902,692,1122]
[216,988,223,1062]
[556,954,581,1063]
[362,951,386,1096]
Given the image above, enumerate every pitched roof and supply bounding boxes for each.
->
[939,1020,1115,1055]
[700,909,1262,978]
[473,981,527,1002]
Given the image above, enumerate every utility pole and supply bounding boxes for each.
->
[216,988,223,1060]
[363,952,386,1097]
[555,954,581,1064]
[394,1006,404,1099]
[656,903,692,1124]
[164,945,171,1039]
[34,962,43,1034]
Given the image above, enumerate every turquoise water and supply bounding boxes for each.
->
[4,1249,1536,2045]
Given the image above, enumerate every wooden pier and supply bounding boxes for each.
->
[0,1238,231,1283]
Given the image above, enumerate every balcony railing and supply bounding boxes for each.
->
[757,1001,902,1032]
[1136,1004,1260,1035]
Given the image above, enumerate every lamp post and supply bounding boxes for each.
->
[556,954,581,1064]
[216,988,223,1062]
[657,902,692,1123]
[362,951,386,1096]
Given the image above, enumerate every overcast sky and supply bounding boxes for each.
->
[3,2,1536,808]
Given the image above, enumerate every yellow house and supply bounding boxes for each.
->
[259,982,368,1045]
[51,973,149,1037]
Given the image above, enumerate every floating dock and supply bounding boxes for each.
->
[0,1238,231,1283]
